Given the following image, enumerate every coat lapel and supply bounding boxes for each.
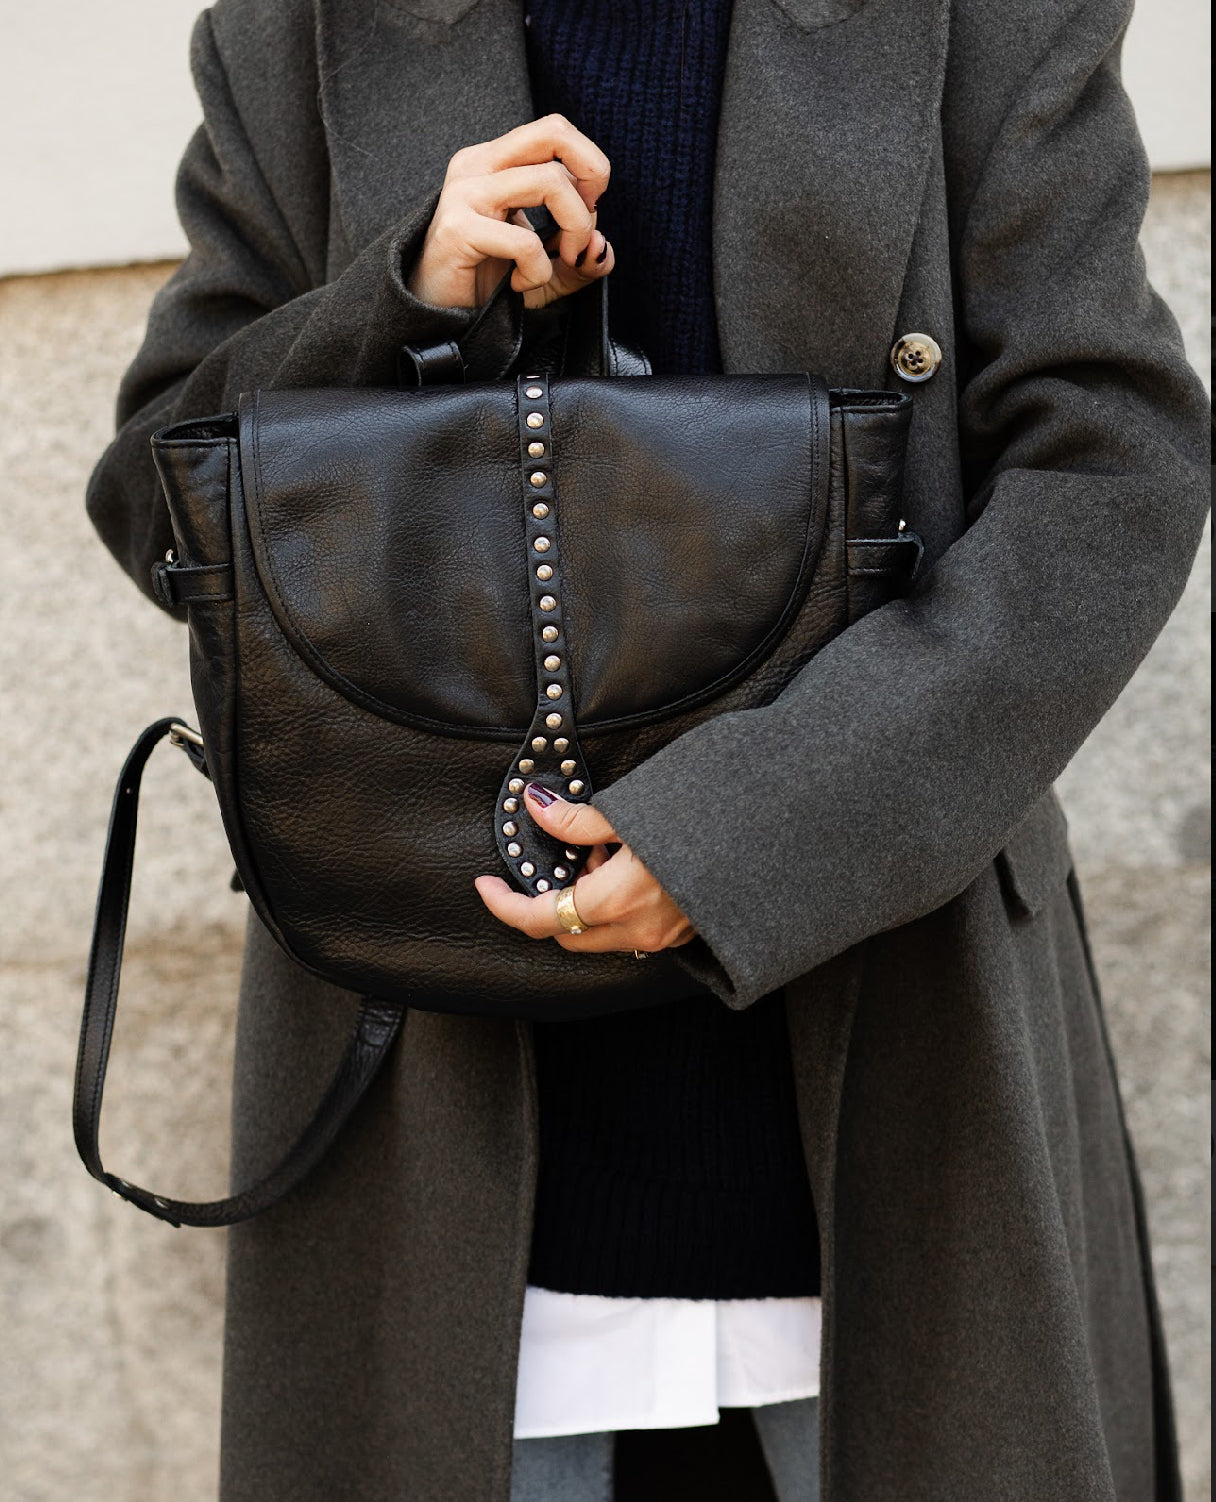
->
[318,0,536,256]
[713,0,950,384]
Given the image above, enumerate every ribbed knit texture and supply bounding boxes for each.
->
[523,0,733,375]
[523,0,821,1300]
[528,990,822,1299]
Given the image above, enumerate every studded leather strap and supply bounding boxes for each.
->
[493,375,594,897]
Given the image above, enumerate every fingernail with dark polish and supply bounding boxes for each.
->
[526,782,558,808]
[595,240,609,263]
[575,246,588,268]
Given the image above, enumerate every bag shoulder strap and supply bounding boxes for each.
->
[72,718,403,1228]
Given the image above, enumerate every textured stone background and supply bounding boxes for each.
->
[0,172,1209,1500]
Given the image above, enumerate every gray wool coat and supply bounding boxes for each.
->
[86,0,1209,1498]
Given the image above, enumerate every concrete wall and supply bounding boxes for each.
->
[0,169,1209,1499]
[0,0,1211,275]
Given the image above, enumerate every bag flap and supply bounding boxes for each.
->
[238,376,829,737]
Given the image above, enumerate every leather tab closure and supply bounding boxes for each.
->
[846,532,924,582]
[493,374,594,898]
[151,559,234,607]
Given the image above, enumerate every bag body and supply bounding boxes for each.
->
[76,322,921,1224]
[151,373,917,1021]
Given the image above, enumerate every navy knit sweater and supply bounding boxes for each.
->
[523,0,821,1300]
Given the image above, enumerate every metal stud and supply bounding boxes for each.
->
[532,502,550,518]
[525,385,544,398]
[540,595,557,611]
[502,821,518,837]
[568,779,585,796]
[503,797,519,813]
[554,736,569,751]
[544,654,561,671]
[546,684,563,700]
[545,712,563,729]
[528,441,546,458]
[560,759,576,774]
[536,564,553,581]
[565,846,579,860]
[509,778,525,794]
[532,736,547,752]
[533,536,551,552]
[554,866,569,880]
[519,758,535,773]
[520,861,536,878]
[535,878,551,893]
[542,625,559,642]
[530,471,548,487]
[507,842,522,858]
[526,412,545,430]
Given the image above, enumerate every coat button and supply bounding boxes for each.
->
[890,333,942,383]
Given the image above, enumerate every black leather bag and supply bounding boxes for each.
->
[74,277,920,1225]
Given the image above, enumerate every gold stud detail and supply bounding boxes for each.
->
[568,779,585,796]
[535,878,551,893]
[519,758,535,773]
[554,866,569,880]
[540,595,557,611]
[504,797,519,813]
[520,861,536,878]
[502,821,518,838]
[526,412,545,429]
[554,736,569,751]
[530,471,548,487]
[543,654,561,671]
[560,759,576,775]
[509,778,525,794]
[542,625,559,642]
[507,841,522,857]
[536,564,553,581]
[532,736,547,752]
[546,684,563,700]
[533,536,551,552]
[532,502,550,518]
[528,442,546,458]
[525,385,543,398]
[546,712,563,729]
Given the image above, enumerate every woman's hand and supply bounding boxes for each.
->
[406,114,615,311]
[474,782,697,955]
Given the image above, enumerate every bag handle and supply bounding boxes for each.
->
[399,267,652,387]
[72,718,403,1228]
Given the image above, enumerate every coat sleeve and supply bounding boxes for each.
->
[590,0,1210,1007]
[86,4,479,609]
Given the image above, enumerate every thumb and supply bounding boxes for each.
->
[523,781,617,845]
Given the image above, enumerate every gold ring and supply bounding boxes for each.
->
[555,884,589,935]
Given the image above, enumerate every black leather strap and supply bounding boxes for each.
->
[846,532,924,581]
[492,375,594,897]
[72,717,403,1228]
[397,337,466,389]
[399,272,651,387]
[151,558,234,607]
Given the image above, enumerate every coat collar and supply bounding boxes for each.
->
[321,0,948,385]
